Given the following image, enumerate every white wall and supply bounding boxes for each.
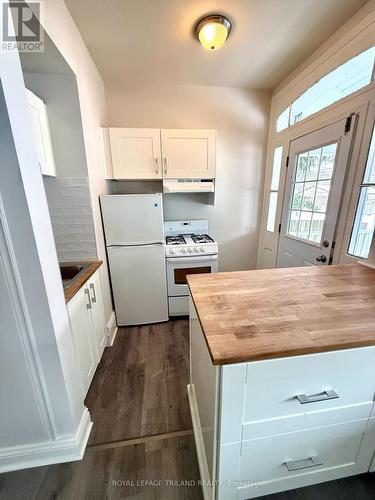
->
[0,30,91,470]
[107,84,270,271]
[33,0,113,322]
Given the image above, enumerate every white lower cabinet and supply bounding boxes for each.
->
[189,299,375,500]
[67,268,106,396]
[87,269,106,360]
[235,418,375,499]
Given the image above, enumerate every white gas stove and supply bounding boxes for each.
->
[164,220,218,316]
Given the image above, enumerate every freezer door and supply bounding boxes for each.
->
[100,194,164,246]
[107,243,168,326]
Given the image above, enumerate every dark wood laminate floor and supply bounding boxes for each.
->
[262,473,375,499]
[1,319,374,500]
[85,319,192,445]
[0,435,202,500]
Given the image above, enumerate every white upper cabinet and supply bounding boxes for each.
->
[26,89,56,177]
[104,128,216,181]
[109,128,162,180]
[161,129,216,179]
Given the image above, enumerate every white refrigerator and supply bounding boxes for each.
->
[100,194,168,326]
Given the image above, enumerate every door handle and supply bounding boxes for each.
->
[84,288,92,309]
[89,283,97,303]
[284,456,323,472]
[296,389,339,405]
[316,255,327,263]
[167,255,217,263]
[155,157,160,175]
[163,158,168,175]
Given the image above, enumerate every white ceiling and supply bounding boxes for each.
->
[65,0,369,90]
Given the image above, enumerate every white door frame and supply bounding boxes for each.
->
[257,97,374,270]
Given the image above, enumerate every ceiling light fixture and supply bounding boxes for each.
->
[195,14,232,51]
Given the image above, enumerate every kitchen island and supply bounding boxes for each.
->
[187,264,375,500]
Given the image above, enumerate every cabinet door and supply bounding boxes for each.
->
[26,89,56,177]
[88,269,106,360]
[67,286,97,395]
[109,128,162,180]
[161,129,216,179]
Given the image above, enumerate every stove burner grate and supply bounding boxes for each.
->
[191,234,214,244]
[166,235,186,245]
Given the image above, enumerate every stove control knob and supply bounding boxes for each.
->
[169,249,175,255]
[182,248,186,254]
[188,248,193,253]
[200,247,205,252]
[194,248,199,253]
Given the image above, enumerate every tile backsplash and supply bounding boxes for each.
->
[43,176,97,261]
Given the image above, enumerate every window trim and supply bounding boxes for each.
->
[275,45,375,135]
[347,122,375,260]
[266,146,283,233]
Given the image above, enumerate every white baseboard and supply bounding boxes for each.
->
[106,310,118,347]
[0,407,92,473]
[187,384,212,500]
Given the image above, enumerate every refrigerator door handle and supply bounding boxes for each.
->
[108,242,165,248]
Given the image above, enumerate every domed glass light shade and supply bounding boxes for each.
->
[195,15,232,51]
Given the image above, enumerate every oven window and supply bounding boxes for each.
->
[174,266,211,285]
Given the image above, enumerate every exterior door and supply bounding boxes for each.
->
[109,128,162,180]
[161,129,216,179]
[277,118,355,268]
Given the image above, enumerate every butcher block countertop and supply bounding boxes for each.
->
[61,260,102,303]
[187,264,375,365]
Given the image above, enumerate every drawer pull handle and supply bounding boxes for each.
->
[84,288,92,309]
[296,389,339,405]
[89,283,97,303]
[284,456,323,472]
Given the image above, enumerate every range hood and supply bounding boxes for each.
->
[163,178,215,193]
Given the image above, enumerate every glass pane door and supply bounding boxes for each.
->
[287,143,338,244]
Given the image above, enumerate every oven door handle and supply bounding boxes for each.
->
[166,255,217,263]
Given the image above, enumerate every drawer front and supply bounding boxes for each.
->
[243,348,375,425]
[239,419,368,483]
[217,418,375,500]
[243,402,373,440]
